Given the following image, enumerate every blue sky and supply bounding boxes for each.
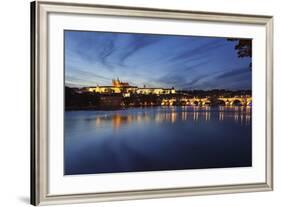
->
[65,30,252,90]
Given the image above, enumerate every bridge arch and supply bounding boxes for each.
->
[193,101,199,106]
[217,100,226,106]
[231,99,242,106]
[247,100,252,106]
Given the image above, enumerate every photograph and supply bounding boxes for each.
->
[64,30,253,175]
[30,2,273,205]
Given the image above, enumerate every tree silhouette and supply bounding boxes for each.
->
[227,38,252,69]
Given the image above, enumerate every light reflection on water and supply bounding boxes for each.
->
[89,106,251,129]
[64,106,252,175]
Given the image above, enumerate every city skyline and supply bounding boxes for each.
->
[65,30,252,90]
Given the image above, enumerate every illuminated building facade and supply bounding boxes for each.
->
[112,78,129,87]
[136,88,176,95]
[84,78,176,96]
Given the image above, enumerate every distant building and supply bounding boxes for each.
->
[83,78,176,96]
[112,78,129,87]
[136,87,176,95]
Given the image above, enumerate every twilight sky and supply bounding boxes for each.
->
[65,30,252,90]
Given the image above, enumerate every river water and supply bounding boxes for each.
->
[64,106,252,175]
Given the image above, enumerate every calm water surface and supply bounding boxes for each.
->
[64,106,252,175]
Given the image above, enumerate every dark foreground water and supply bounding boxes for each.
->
[64,106,252,175]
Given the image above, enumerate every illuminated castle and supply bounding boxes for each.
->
[112,78,129,87]
[85,78,176,96]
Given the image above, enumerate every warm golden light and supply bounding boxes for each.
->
[91,105,251,129]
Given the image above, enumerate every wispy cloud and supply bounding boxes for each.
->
[156,59,210,88]
[64,31,252,90]
[69,69,111,81]
[65,32,119,71]
[65,75,98,86]
[189,67,252,90]
[116,35,162,66]
[97,37,116,69]
[170,39,224,63]
[216,67,250,79]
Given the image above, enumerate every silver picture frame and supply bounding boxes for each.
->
[31,0,273,205]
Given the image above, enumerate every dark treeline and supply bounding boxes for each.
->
[65,87,100,110]
[65,87,252,110]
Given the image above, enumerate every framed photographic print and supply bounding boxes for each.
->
[31,0,273,205]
